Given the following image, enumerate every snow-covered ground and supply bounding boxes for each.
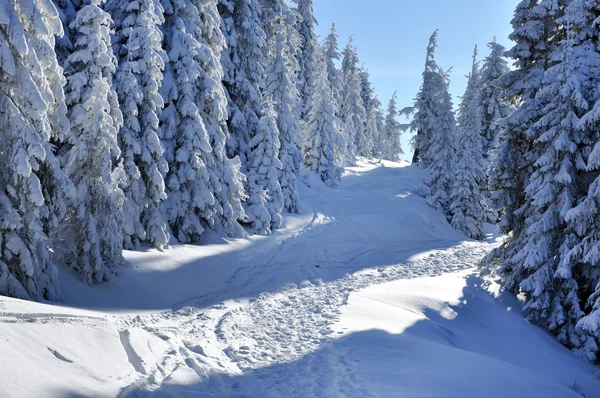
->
[0,160,598,397]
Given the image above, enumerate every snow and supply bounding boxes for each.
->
[1,159,598,397]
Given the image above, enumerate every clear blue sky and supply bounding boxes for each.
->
[312,0,521,160]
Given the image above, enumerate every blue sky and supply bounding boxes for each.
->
[312,0,521,160]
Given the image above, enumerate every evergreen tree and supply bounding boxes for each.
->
[450,48,486,240]
[292,0,318,120]
[341,39,366,160]
[424,69,457,214]
[161,0,245,243]
[219,0,267,170]
[245,99,284,235]
[0,0,75,300]
[264,12,303,213]
[410,30,441,166]
[479,39,513,159]
[106,0,170,249]
[304,49,342,187]
[323,24,344,113]
[566,0,600,360]
[58,0,126,284]
[358,68,376,157]
[382,92,402,161]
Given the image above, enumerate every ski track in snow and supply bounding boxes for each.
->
[113,240,493,395]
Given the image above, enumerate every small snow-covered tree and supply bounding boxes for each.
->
[304,49,342,187]
[341,39,366,160]
[382,92,402,161]
[424,69,457,214]
[219,0,267,169]
[106,0,170,249]
[450,48,486,240]
[292,0,318,120]
[0,0,75,300]
[58,0,126,284]
[264,12,302,213]
[410,30,442,166]
[245,99,284,235]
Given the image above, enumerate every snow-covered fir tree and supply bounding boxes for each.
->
[358,68,376,157]
[58,0,126,284]
[245,99,284,235]
[219,0,267,169]
[382,92,402,161]
[0,0,75,300]
[341,39,367,160]
[161,0,245,243]
[371,96,386,158]
[292,0,318,120]
[478,39,513,159]
[566,0,600,360]
[450,47,486,240]
[410,30,442,166]
[264,12,303,213]
[423,68,457,214]
[303,49,342,187]
[105,0,170,249]
[323,24,344,113]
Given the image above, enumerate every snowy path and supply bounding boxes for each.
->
[1,160,598,397]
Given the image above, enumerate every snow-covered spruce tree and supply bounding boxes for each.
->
[324,24,344,113]
[450,48,486,240]
[424,69,457,214]
[218,0,267,169]
[292,0,318,120]
[567,0,600,360]
[245,99,284,235]
[479,39,513,159]
[382,92,403,161]
[105,0,170,250]
[264,12,303,213]
[410,30,441,166]
[359,68,376,157]
[303,49,342,187]
[0,0,75,300]
[486,0,560,291]
[341,39,366,160]
[371,96,386,157]
[515,4,600,357]
[160,0,245,242]
[58,0,126,284]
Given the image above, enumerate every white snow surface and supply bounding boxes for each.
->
[0,159,598,397]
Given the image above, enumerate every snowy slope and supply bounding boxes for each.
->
[0,159,598,397]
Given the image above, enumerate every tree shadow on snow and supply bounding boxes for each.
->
[57,164,481,311]
[58,274,598,398]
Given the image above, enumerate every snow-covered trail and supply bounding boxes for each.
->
[1,160,598,397]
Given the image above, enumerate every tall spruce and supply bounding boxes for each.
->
[341,39,366,160]
[450,47,486,240]
[382,92,402,161]
[0,0,75,300]
[105,0,170,249]
[292,0,318,120]
[304,49,342,187]
[410,30,441,166]
[219,0,267,170]
[264,12,303,213]
[58,0,126,284]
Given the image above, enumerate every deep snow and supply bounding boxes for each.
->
[0,159,598,397]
